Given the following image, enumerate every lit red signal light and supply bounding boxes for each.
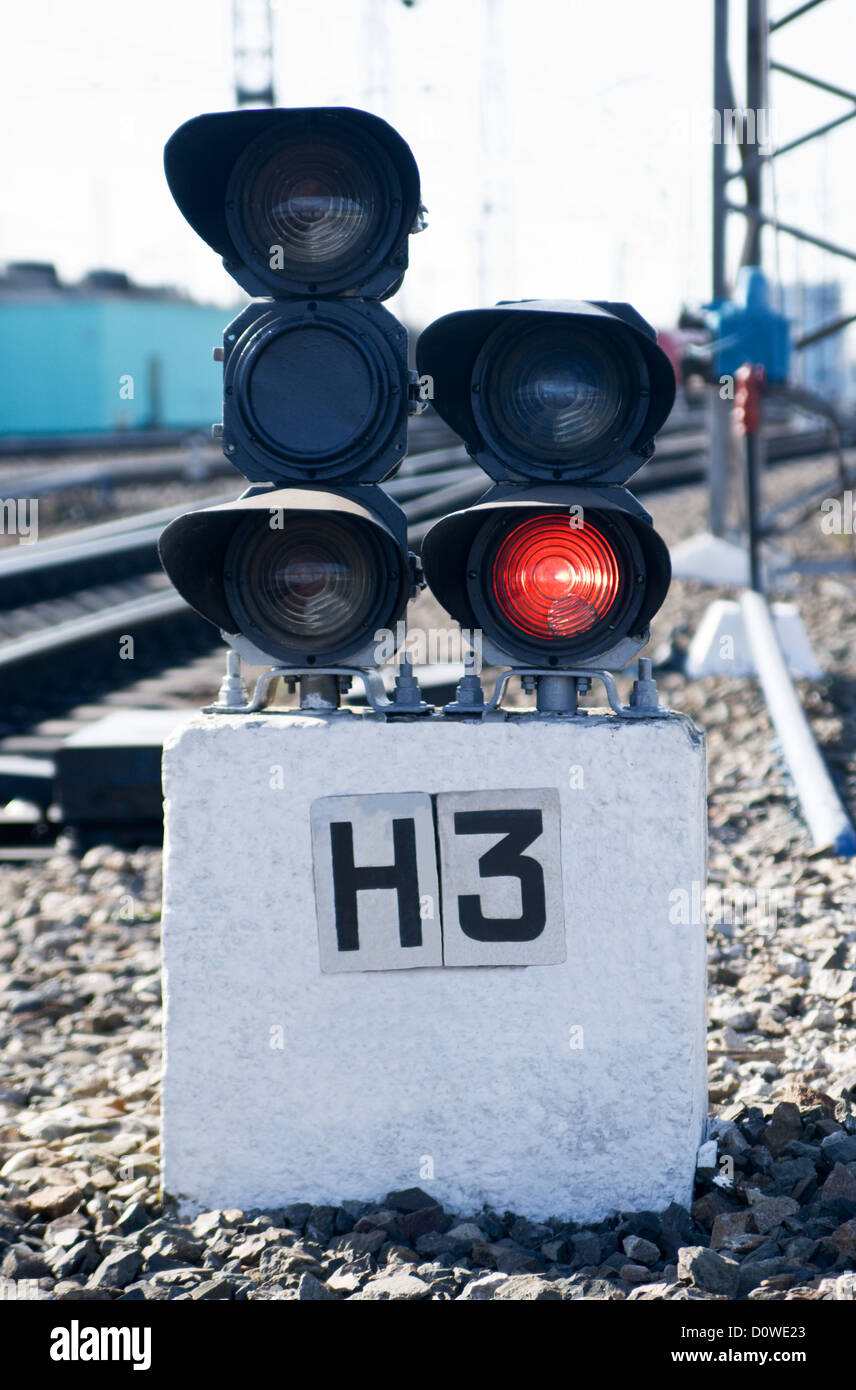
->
[418,299,675,673]
[491,514,621,640]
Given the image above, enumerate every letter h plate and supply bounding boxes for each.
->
[311,788,565,971]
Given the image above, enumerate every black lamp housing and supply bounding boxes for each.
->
[416,299,676,485]
[158,485,414,668]
[164,107,422,300]
[219,298,409,485]
[421,483,671,670]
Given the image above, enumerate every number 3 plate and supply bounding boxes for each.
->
[436,789,565,967]
[311,787,565,971]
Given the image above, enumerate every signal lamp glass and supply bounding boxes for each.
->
[490,513,622,640]
[229,129,388,282]
[243,324,377,464]
[477,321,646,470]
[225,514,389,656]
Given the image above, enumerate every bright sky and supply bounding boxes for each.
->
[1,0,855,336]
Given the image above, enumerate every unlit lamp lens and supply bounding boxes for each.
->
[225,514,385,656]
[231,132,382,281]
[477,321,646,473]
[242,324,378,464]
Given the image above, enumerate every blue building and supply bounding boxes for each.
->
[0,263,237,438]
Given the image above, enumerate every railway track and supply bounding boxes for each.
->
[0,415,851,849]
[0,429,472,745]
[0,407,806,506]
[0,415,461,499]
[0,420,848,693]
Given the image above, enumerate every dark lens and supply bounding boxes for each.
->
[481,322,641,466]
[245,325,376,461]
[231,131,384,281]
[228,514,383,654]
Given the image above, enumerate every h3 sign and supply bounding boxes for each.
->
[311,788,565,972]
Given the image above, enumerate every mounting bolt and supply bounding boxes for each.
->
[388,655,431,715]
[444,651,485,716]
[629,657,660,711]
[213,650,248,709]
[391,656,419,707]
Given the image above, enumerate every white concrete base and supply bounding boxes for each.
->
[685,599,824,679]
[161,711,707,1223]
[670,532,791,588]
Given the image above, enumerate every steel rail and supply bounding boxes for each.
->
[0,589,191,672]
[0,417,460,498]
[0,428,847,673]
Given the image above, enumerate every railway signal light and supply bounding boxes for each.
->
[418,300,675,672]
[158,107,424,677]
[215,298,408,486]
[163,107,422,300]
[158,487,412,669]
[417,300,675,485]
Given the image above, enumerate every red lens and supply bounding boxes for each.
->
[491,513,621,639]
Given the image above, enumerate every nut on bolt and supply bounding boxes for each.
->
[629,657,660,710]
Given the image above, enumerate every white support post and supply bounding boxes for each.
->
[161,711,708,1223]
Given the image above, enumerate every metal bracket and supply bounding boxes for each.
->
[202,656,677,725]
[204,666,387,715]
[407,369,432,416]
[408,550,425,597]
[204,664,431,718]
[481,666,671,719]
